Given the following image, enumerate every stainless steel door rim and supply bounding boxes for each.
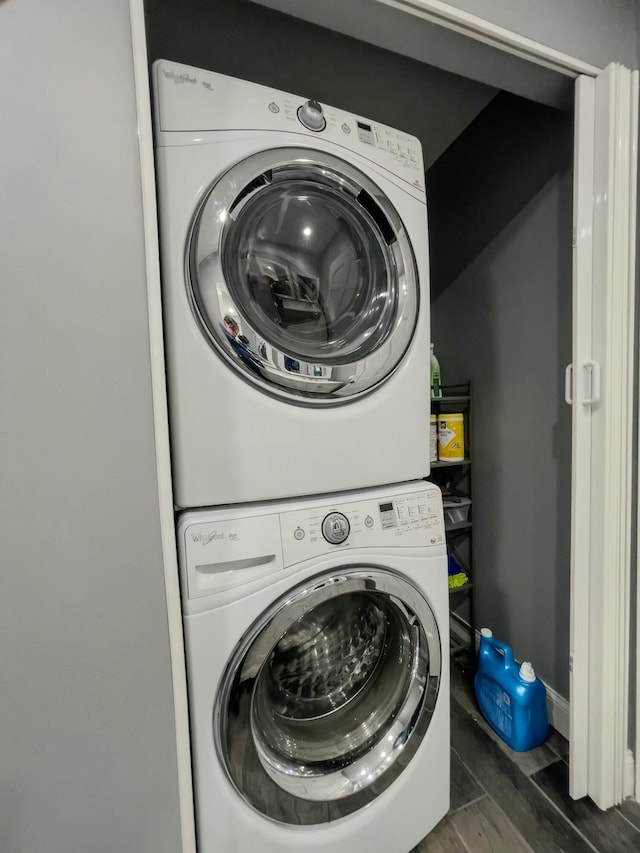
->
[214,568,441,824]
[187,148,419,404]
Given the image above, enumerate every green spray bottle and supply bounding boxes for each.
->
[430,343,442,398]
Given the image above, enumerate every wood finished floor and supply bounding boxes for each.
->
[412,657,640,852]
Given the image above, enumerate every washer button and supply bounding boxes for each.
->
[268,101,280,114]
[364,515,374,528]
[294,527,305,540]
[341,122,351,134]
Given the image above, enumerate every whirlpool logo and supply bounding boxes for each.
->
[162,68,196,85]
[190,530,224,544]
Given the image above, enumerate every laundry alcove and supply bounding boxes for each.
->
[141,0,637,814]
[144,0,573,721]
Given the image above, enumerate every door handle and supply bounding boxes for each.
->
[565,364,573,405]
[196,555,276,574]
[583,360,601,406]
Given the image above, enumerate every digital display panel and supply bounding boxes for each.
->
[357,121,372,132]
[379,502,393,512]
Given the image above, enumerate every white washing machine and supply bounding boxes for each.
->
[153,60,431,509]
[178,481,450,853]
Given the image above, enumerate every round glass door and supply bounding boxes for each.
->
[188,148,419,404]
[215,568,442,825]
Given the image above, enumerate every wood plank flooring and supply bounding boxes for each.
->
[412,659,640,852]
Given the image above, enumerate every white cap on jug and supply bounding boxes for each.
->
[480,628,493,638]
[519,661,536,682]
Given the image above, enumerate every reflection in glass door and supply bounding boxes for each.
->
[188,149,420,403]
[215,569,441,825]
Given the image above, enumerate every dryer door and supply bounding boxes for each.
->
[216,568,442,824]
[188,148,420,404]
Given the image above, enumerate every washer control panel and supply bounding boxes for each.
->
[280,487,444,566]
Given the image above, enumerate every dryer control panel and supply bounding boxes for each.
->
[280,487,444,567]
[153,59,425,193]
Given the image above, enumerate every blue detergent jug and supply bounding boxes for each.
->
[474,628,549,752]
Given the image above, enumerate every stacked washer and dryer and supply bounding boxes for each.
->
[153,60,449,853]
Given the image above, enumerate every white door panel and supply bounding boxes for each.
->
[569,74,595,800]
[571,63,638,808]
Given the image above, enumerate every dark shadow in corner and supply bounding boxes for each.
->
[427,91,573,300]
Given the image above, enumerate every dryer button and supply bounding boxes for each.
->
[322,512,350,544]
[297,99,326,132]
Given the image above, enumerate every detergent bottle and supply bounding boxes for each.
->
[474,628,549,752]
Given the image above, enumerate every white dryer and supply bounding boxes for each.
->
[178,481,449,853]
[153,60,431,508]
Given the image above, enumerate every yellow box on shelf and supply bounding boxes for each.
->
[437,413,464,461]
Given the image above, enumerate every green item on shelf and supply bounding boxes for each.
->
[447,554,468,589]
[448,572,469,590]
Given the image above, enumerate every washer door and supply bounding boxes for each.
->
[215,568,441,825]
[188,148,419,404]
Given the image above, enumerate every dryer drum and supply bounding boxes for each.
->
[187,148,420,405]
[215,568,442,825]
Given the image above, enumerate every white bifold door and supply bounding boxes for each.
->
[570,63,638,809]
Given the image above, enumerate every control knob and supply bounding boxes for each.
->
[297,99,326,132]
[322,512,350,544]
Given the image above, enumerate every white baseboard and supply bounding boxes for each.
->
[544,681,570,742]
[449,618,570,741]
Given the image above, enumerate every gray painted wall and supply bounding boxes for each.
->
[144,0,497,169]
[250,0,639,107]
[0,2,183,851]
[428,92,573,700]
[428,92,573,297]
[444,0,638,69]
[432,163,573,696]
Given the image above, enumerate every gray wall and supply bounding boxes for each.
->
[249,0,640,108]
[428,92,574,297]
[445,0,639,69]
[0,2,182,851]
[428,95,574,699]
[144,0,497,169]
[432,160,573,696]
